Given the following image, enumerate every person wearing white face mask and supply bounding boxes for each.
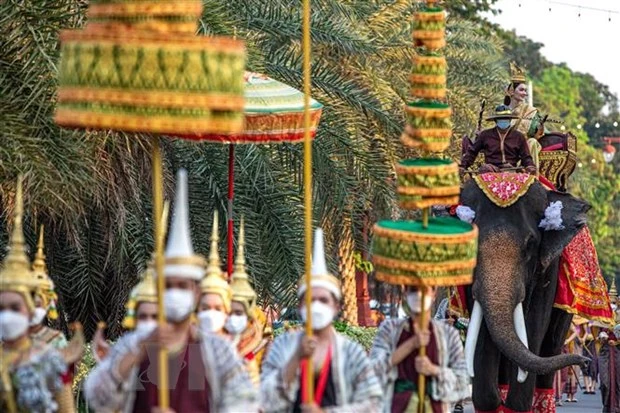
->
[460,104,536,176]
[28,225,68,350]
[260,228,383,412]
[197,212,233,338]
[1,176,75,412]
[225,217,267,386]
[84,169,257,413]
[370,285,469,413]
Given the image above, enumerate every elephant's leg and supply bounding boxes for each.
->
[498,355,511,403]
[533,308,573,412]
[473,321,503,412]
[505,266,558,412]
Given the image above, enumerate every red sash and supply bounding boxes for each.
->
[300,345,332,405]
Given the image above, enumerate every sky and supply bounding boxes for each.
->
[484,0,620,99]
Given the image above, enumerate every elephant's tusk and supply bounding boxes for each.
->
[514,302,529,382]
[465,300,483,377]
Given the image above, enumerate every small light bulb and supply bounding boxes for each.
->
[561,125,566,131]
[591,158,597,164]
[595,122,601,128]
[614,121,618,127]
[578,162,583,168]
[577,124,582,129]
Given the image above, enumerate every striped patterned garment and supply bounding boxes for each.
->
[84,330,257,413]
[260,329,383,412]
[370,318,470,413]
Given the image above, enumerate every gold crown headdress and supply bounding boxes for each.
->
[200,211,232,312]
[0,175,38,312]
[122,259,158,329]
[510,62,527,84]
[230,217,257,318]
[31,225,59,319]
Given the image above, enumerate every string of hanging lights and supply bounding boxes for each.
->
[516,0,619,22]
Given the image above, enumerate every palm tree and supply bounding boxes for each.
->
[0,0,507,338]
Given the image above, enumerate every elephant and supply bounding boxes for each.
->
[458,177,590,412]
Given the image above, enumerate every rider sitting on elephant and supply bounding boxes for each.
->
[460,104,537,175]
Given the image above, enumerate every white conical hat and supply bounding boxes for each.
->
[164,169,206,280]
[297,228,341,299]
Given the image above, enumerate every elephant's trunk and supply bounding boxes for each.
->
[479,290,584,375]
[473,231,585,375]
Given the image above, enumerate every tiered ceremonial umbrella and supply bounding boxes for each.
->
[55,0,245,407]
[371,1,478,411]
[200,71,323,276]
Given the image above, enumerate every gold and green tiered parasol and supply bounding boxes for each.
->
[371,1,478,411]
[54,0,246,408]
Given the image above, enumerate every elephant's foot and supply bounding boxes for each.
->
[475,407,532,413]
[499,384,509,403]
[532,388,555,413]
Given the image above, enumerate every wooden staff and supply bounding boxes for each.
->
[418,206,430,413]
[302,0,314,403]
[152,137,169,409]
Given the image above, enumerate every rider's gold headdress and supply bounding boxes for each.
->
[122,259,158,329]
[510,62,527,84]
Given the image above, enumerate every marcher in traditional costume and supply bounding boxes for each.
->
[84,169,257,412]
[226,218,265,385]
[0,178,75,412]
[29,225,67,350]
[460,104,536,175]
[598,327,620,413]
[370,285,469,413]
[582,332,598,395]
[260,228,383,412]
[197,211,233,337]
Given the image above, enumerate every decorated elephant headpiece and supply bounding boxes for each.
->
[458,173,590,269]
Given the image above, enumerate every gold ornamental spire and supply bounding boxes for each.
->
[0,175,37,310]
[32,225,49,279]
[205,211,222,278]
[610,277,618,304]
[230,217,257,317]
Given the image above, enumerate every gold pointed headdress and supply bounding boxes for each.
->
[0,175,37,311]
[510,62,527,84]
[199,211,232,312]
[31,225,59,319]
[122,259,158,329]
[230,217,257,318]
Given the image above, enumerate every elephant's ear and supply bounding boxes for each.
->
[539,191,590,269]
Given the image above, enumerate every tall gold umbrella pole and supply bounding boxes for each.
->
[152,137,169,408]
[302,0,314,403]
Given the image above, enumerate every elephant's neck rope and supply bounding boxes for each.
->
[496,127,510,164]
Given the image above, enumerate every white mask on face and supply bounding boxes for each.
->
[405,291,433,314]
[164,289,195,322]
[29,307,47,327]
[0,310,30,341]
[198,310,228,334]
[135,320,158,337]
[300,301,335,331]
[225,314,248,335]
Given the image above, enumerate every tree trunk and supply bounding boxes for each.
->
[339,213,358,325]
